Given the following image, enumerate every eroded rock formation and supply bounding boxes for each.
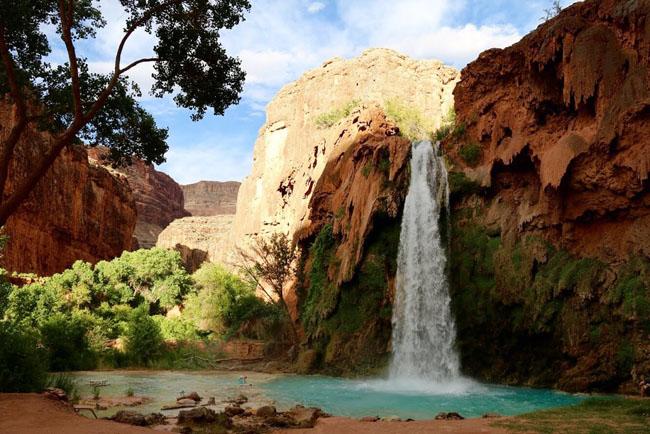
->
[156,215,235,272]
[293,106,411,373]
[182,181,240,216]
[446,0,650,393]
[88,148,189,248]
[1,105,137,276]
[232,48,458,249]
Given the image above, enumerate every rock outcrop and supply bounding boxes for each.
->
[294,106,412,373]
[446,0,650,393]
[232,48,458,250]
[182,181,240,216]
[156,216,235,272]
[88,148,189,248]
[0,105,137,276]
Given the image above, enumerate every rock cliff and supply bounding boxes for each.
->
[88,148,189,248]
[294,107,411,374]
[182,181,240,216]
[156,215,235,272]
[446,0,650,393]
[232,48,458,250]
[0,105,137,276]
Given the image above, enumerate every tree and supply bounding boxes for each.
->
[125,304,163,365]
[542,0,563,21]
[237,232,299,342]
[0,0,250,225]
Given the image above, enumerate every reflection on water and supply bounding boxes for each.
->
[70,371,584,420]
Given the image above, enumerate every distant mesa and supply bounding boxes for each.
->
[181,180,241,216]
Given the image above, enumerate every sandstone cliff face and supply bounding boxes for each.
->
[88,148,189,248]
[1,106,137,276]
[232,48,458,251]
[294,107,411,374]
[156,215,235,272]
[446,0,650,393]
[182,181,240,216]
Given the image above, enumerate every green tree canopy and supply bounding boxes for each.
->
[0,0,250,224]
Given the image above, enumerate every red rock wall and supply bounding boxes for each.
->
[1,106,137,276]
[181,181,240,216]
[450,0,650,262]
[88,148,190,248]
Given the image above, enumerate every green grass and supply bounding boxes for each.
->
[315,100,360,128]
[494,397,650,433]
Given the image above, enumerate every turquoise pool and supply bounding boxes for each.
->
[70,371,583,420]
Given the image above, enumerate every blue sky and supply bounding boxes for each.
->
[50,0,578,184]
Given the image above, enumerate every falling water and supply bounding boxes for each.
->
[389,140,460,384]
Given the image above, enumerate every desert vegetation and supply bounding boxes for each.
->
[0,248,284,392]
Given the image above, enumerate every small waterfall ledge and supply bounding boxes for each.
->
[389,140,461,386]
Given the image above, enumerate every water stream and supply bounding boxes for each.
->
[389,140,460,386]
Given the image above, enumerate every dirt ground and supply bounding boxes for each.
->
[0,393,509,434]
[0,393,154,434]
[277,416,509,434]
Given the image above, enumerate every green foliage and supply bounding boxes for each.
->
[315,100,360,128]
[186,263,277,338]
[459,142,481,166]
[0,0,250,164]
[432,106,457,141]
[151,341,225,370]
[448,172,481,197]
[124,305,163,366]
[92,386,101,400]
[126,387,134,397]
[153,315,199,341]
[383,99,432,141]
[40,312,97,371]
[47,373,78,399]
[0,323,48,392]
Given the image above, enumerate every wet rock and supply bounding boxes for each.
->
[110,411,147,426]
[177,392,202,402]
[206,397,216,405]
[266,415,294,428]
[177,407,217,424]
[44,388,68,402]
[225,405,245,416]
[360,416,379,422]
[255,405,277,418]
[435,412,464,420]
[225,394,248,405]
[144,413,166,425]
[286,405,322,428]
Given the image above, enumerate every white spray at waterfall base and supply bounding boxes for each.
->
[382,140,473,394]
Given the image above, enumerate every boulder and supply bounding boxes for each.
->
[254,405,277,418]
[177,407,217,424]
[286,405,322,428]
[110,411,147,426]
[434,412,464,420]
[43,388,68,402]
[225,405,245,416]
[177,392,202,402]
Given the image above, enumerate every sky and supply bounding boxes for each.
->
[48,0,578,184]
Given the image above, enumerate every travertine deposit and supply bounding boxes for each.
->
[232,48,458,250]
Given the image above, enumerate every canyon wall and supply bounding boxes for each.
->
[0,106,137,276]
[232,48,458,251]
[88,148,189,248]
[182,181,240,216]
[445,0,650,392]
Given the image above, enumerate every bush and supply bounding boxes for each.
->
[47,373,78,398]
[186,264,277,337]
[459,142,481,166]
[315,100,360,128]
[41,313,97,371]
[0,324,48,392]
[124,305,163,365]
[383,99,432,141]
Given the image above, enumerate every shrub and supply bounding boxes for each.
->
[383,99,432,141]
[40,313,97,371]
[448,172,481,197]
[315,100,360,128]
[186,263,276,337]
[459,142,481,166]
[0,324,48,392]
[47,373,78,398]
[124,305,163,365]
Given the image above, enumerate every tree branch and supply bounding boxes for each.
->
[120,57,159,74]
[0,25,28,205]
[58,0,83,121]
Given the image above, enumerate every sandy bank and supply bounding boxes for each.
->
[0,394,154,434]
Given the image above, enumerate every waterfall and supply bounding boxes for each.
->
[389,140,460,384]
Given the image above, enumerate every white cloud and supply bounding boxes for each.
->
[307,2,326,13]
